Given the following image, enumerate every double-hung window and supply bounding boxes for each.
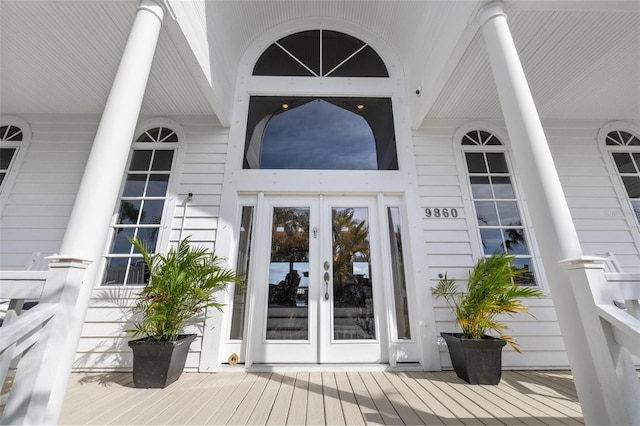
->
[462,130,537,285]
[102,127,178,286]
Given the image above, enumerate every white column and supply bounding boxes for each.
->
[477,2,610,424]
[60,0,164,259]
[57,0,165,332]
[3,2,165,424]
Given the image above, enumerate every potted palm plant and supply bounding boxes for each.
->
[127,236,238,388]
[432,252,545,385]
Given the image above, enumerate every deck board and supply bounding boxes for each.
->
[266,372,296,425]
[372,372,422,425]
[321,372,345,426]
[305,372,325,426]
[58,370,585,425]
[345,371,385,425]
[360,371,403,425]
[248,372,285,425]
[335,372,365,425]
[286,372,309,425]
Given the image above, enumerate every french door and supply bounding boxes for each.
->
[250,195,387,364]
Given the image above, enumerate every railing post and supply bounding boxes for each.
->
[562,257,640,425]
[2,257,90,425]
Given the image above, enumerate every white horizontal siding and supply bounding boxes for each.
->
[79,117,230,370]
[415,119,640,369]
[0,114,229,370]
[547,120,640,270]
[0,115,95,269]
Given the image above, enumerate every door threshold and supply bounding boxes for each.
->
[219,363,424,373]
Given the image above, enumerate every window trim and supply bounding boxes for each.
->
[455,122,544,288]
[100,118,186,287]
[0,117,32,214]
[598,121,640,252]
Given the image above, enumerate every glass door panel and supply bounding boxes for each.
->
[331,207,376,340]
[251,195,386,364]
[267,207,310,340]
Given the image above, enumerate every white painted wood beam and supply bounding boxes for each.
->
[163,10,231,126]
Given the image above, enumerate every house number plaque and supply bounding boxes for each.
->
[425,208,458,218]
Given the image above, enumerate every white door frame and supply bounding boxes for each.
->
[247,194,389,365]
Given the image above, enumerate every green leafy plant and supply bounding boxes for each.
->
[432,252,545,352]
[128,236,238,342]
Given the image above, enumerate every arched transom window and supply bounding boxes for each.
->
[607,130,640,224]
[462,130,536,286]
[253,30,388,77]
[0,125,23,190]
[246,30,396,171]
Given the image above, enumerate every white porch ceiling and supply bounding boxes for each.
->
[0,1,638,125]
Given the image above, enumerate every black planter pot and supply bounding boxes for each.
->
[441,332,506,385]
[128,334,196,388]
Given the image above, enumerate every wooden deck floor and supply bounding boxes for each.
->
[59,370,583,425]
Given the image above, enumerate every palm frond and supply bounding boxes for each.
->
[128,236,239,341]
[433,252,545,350]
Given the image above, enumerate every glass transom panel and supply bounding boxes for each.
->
[245,96,397,170]
[253,30,388,77]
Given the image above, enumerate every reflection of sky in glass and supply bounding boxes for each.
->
[269,262,309,287]
[470,176,492,198]
[334,207,368,224]
[261,100,377,170]
[480,228,503,253]
[496,201,521,226]
[475,201,498,226]
[353,262,369,278]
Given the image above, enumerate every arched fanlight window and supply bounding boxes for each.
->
[0,125,23,189]
[253,30,388,77]
[103,127,179,286]
[462,130,536,285]
[607,130,640,224]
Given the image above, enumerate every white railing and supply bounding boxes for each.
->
[0,258,90,425]
[0,272,48,407]
[563,257,640,426]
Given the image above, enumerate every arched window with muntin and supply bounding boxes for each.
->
[462,130,537,286]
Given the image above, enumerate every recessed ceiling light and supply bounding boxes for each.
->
[282,103,289,109]
[357,104,365,110]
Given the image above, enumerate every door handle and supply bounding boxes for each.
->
[324,271,330,300]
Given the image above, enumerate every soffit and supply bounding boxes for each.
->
[1,1,638,124]
[426,7,640,121]
[0,1,215,117]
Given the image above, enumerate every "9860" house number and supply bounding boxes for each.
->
[425,208,458,218]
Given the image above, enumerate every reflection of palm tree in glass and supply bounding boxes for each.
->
[503,226,525,252]
[332,208,370,307]
[120,201,142,223]
[271,207,309,263]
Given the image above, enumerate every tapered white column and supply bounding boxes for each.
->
[4,2,165,424]
[61,0,164,259]
[477,2,612,424]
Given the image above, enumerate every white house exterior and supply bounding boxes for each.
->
[1,1,639,419]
